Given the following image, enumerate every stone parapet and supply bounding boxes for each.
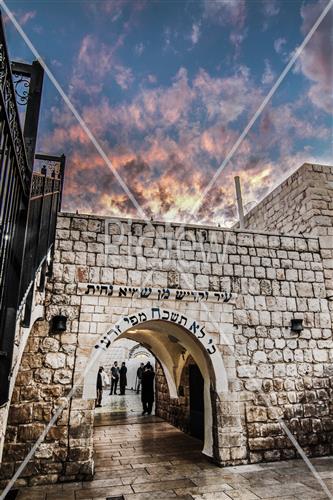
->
[240,163,333,236]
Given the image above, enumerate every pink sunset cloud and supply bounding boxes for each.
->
[36,1,331,226]
[45,85,327,223]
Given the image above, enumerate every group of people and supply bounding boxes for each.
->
[110,361,128,395]
[95,360,155,415]
[95,361,127,407]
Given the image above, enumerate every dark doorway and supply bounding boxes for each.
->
[189,364,204,441]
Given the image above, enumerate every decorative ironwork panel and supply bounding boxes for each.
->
[31,173,44,197]
[54,179,60,192]
[0,37,29,192]
[34,157,61,178]
[11,72,30,106]
[45,176,53,194]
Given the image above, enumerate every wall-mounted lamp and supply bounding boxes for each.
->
[52,314,67,333]
[290,318,303,333]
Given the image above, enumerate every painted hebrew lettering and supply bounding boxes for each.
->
[162,310,170,320]
[158,288,171,300]
[138,312,147,322]
[97,335,111,349]
[170,312,179,322]
[197,326,205,339]
[85,284,95,294]
[189,321,200,334]
[83,283,233,303]
[152,307,160,319]
[207,345,216,355]
[114,325,122,335]
[178,315,187,326]
[175,290,187,300]
[110,328,120,337]
[129,315,139,326]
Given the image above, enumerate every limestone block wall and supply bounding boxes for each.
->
[2,212,333,485]
[241,163,333,236]
[0,319,94,488]
[0,266,46,465]
[155,359,191,435]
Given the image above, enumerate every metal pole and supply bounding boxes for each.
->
[234,176,245,229]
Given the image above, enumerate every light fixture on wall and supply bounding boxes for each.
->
[290,318,303,333]
[52,314,67,333]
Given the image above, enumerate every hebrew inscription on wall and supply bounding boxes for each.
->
[94,306,218,356]
[80,283,234,303]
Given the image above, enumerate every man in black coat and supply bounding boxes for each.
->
[96,367,103,407]
[141,364,155,415]
[136,362,144,394]
[119,362,127,395]
[110,361,120,395]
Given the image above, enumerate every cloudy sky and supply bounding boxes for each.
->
[5,0,333,225]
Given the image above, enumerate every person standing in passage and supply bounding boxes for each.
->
[136,362,144,394]
[110,361,120,395]
[119,361,127,395]
[96,367,104,407]
[141,364,155,415]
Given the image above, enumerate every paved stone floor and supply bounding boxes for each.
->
[12,392,333,500]
[94,389,152,416]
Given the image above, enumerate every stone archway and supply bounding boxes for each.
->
[128,344,151,359]
[83,306,228,461]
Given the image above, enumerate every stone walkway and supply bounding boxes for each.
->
[94,389,150,417]
[13,392,333,500]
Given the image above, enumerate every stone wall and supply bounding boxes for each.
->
[2,209,333,484]
[155,360,191,435]
[0,319,94,489]
[0,318,94,488]
[0,266,46,464]
[241,163,333,236]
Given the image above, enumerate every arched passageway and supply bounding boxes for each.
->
[83,307,228,461]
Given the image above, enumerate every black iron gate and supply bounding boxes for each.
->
[0,12,65,406]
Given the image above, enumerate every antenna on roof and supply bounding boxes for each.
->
[234,176,244,229]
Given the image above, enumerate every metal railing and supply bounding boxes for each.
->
[19,155,65,326]
[0,12,65,405]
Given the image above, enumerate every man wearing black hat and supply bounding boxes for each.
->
[141,363,155,415]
